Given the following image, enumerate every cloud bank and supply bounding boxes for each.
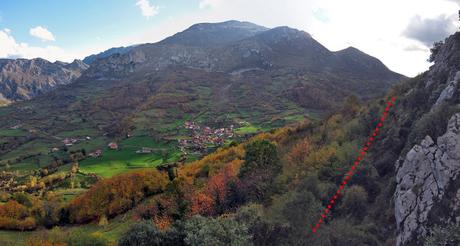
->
[29,26,56,41]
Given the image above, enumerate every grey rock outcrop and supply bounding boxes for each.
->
[395,113,460,245]
[0,58,88,105]
[433,71,460,107]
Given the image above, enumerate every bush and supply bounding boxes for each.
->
[11,193,33,208]
[428,41,443,62]
[119,221,163,246]
[424,223,460,246]
[66,231,108,246]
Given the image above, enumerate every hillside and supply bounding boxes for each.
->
[0,58,88,105]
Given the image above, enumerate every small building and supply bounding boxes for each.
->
[136,147,154,154]
[51,147,59,152]
[108,142,118,150]
[89,149,103,157]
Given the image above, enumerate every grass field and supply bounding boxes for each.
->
[0,129,29,137]
[79,136,182,178]
[0,210,133,246]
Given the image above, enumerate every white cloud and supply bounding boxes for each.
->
[29,26,55,41]
[0,28,78,62]
[136,0,159,19]
[199,0,221,9]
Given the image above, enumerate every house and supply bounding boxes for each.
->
[89,149,103,158]
[136,147,154,154]
[10,124,21,130]
[51,147,59,152]
[63,138,77,146]
[108,142,118,150]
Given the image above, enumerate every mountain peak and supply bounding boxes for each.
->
[270,26,311,36]
[159,20,268,47]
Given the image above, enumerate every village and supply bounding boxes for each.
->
[178,121,235,154]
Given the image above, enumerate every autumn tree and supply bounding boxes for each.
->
[67,169,168,223]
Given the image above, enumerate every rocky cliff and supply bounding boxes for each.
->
[394,32,460,246]
[0,58,88,105]
[395,113,460,245]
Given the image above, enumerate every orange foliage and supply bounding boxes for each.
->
[67,169,168,224]
[0,216,36,231]
[178,144,245,183]
[190,192,215,216]
[0,200,28,219]
[153,215,172,231]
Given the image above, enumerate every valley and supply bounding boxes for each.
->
[1,16,455,246]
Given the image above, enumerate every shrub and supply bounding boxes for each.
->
[424,223,460,246]
[339,185,368,219]
[64,231,108,246]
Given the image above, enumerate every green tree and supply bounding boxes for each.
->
[184,215,251,246]
[239,140,281,202]
[339,185,368,219]
[118,221,163,246]
[239,140,280,177]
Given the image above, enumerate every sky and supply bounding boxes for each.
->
[0,0,459,77]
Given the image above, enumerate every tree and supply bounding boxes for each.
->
[279,190,322,245]
[184,215,251,246]
[428,41,443,62]
[119,221,163,246]
[239,140,280,178]
[235,204,289,246]
[339,185,368,219]
[67,169,168,223]
[239,140,281,202]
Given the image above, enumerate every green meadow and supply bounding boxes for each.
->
[79,136,182,178]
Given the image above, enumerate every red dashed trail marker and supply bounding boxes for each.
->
[311,97,396,234]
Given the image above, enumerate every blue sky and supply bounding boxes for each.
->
[0,0,459,77]
[0,0,197,51]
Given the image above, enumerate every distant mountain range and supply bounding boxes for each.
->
[0,59,88,105]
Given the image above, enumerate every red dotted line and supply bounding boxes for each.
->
[311,97,396,234]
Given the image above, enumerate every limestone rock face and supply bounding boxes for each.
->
[395,113,460,245]
[0,58,88,105]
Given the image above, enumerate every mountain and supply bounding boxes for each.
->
[0,58,88,106]
[0,20,404,180]
[159,20,269,47]
[82,46,135,65]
